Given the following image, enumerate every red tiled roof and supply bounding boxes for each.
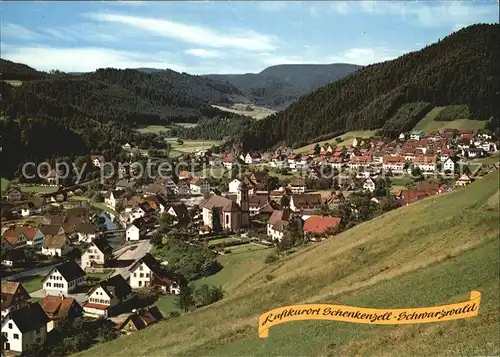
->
[83,302,109,310]
[303,216,341,234]
[383,155,405,164]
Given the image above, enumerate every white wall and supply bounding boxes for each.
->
[129,262,152,288]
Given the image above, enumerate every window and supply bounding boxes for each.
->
[139,266,143,271]
[139,273,144,278]
[225,215,229,225]
[133,273,136,277]
[138,281,142,287]
[13,334,19,339]
[46,282,51,287]
[145,273,150,278]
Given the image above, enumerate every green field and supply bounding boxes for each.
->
[20,185,59,194]
[1,177,10,192]
[75,171,500,357]
[156,294,182,315]
[19,276,44,293]
[212,103,276,120]
[136,125,170,134]
[295,130,377,154]
[207,237,240,246]
[226,243,269,254]
[413,106,487,133]
[4,80,23,87]
[166,139,222,153]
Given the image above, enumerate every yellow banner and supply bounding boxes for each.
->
[258,291,481,338]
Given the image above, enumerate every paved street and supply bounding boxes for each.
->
[4,259,80,281]
[30,289,88,305]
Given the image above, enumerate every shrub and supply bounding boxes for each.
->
[264,253,279,264]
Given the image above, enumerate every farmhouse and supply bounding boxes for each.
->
[81,238,113,269]
[1,303,49,354]
[39,296,83,332]
[119,306,164,335]
[42,261,86,296]
[128,254,182,294]
[266,208,295,242]
[1,282,31,319]
[83,275,133,318]
[41,235,72,257]
[289,194,322,213]
[303,215,341,241]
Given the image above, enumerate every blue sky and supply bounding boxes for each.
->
[1,1,498,74]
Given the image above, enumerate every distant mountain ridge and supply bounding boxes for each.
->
[237,24,500,150]
[203,63,362,109]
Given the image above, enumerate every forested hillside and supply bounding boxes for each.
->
[0,63,249,177]
[237,24,500,150]
[205,63,361,109]
[0,58,47,81]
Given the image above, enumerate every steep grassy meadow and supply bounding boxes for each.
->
[76,171,500,357]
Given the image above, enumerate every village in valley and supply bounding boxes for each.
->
[1,127,499,356]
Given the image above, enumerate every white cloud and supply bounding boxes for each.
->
[184,49,223,58]
[86,12,278,51]
[1,45,186,73]
[329,1,497,29]
[2,23,41,40]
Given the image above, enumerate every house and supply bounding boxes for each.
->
[1,226,44,247]
[381,155,405,173]
[455,173,472,187]
[1,303,49,354]
[289,194,322,213]
[199,183,249,231]
[39,225,65,241]
[399,133,406,140]
[442,157,456,173]
[176,179,191,196]
[221,155,233,169]
[122,143,132,151]
[104,190,126,210]
[42,261,86,296]
[126,216,156,241]
[287,177,306,194]
[410,131,425,140]
[395,189,439,205]
[83,275,133,318]
[303,215,341,241]
[413,156,437,172]
[189,177,210,195]
[329,157,344,169]
[348,156,372,170]
[463,148,486,158]
[1,227,28,248]
[90,155,105,168]
[119,306,164,335]
[39,296,83,332]
[128,254,182,294]
[363,178,376,192]
[249,194,269,216]
[166,203,189,223]
[228,179,243,193]
[1,282,31,319]
[41,235,72,257]
[75,222,98,243]
[266,208,295,241]
[81,238,113,269]
[244,152,262,164]
[5,187,22,202]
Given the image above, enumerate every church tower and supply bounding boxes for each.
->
[237,181,250,228]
